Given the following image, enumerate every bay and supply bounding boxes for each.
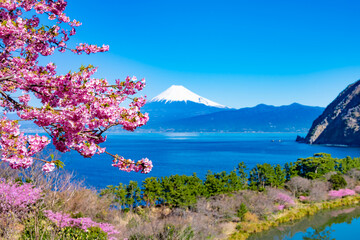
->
[62,133,360,189]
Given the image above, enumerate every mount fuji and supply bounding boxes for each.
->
[150,85,226,108]
[109,84,324,133]
[141,85,228,129]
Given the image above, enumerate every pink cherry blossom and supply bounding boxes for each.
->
[44,210,119,239]
[0,0,151,173]
[299,196,309,202]
[277,193,295,205]
[42,162,56,173]
[277,204,285,210]
[112,156,153,174]
[328,189,356,199]
[0,180,42,214]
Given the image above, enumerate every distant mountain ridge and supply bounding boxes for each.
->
[142,101,225,124]
[143,102,324,132]
[137,85,324,133]
[301,80,360,146]
[6,85,325,133]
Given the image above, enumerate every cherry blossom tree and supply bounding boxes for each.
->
[0,0,152,173]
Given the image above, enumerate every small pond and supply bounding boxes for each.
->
[248,205,360,240]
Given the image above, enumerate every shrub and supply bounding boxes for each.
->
[243,212,259,223]
[276,193,295,206]
[50,187,112,222]
[266,188,295,209]
[44,210,119,239]
[244,190,276,218]
[61,226,108,240]
[329,174,347,190]
[14,151,74,191]
[236,203,248,221]
[328,189,355,199]
[285,176,311,196]
[347,169,360,180]
[128,224,194,240]
[0,162,19,180]
[277,205,285,210]
[343,175,357,189]
[309,180,330,202]
[0,179,43,238]
[299,196,309,202]
[0,180,42,214]
[324,171,337,180]
[22,220,108,240]
[156,224,194,240]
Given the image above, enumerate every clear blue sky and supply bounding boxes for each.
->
[47,0,360,108]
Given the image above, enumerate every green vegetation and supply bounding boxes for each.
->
[22,220,108,240]
[249,163,286,190]
[100,153,360,210]
[161,174,205,207]
[129,224,194,240]
[97,153,360,239]
[329,173,347,190]
[285,153,360,179]
[3,153,360,239]
[236,203,248,221]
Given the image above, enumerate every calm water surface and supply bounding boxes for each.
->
[61,133,360,189]
[249,205,360,240]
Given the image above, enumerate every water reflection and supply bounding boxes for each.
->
[248,206,360,240]
[303,228,334,240]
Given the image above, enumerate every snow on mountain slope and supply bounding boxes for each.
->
[150,85,226,108]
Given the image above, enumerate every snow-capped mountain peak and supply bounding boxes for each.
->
[150,85,226,108]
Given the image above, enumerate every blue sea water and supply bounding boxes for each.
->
[62,133,360,189]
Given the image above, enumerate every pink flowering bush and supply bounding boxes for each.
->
[0,179,43,237]
[299,195,310,202]
[44,210,119,239]
[0,180,42,214]
[277,192,295,206]
[328,188,356,199]
[0,0,152,173]
[277,204,285,210]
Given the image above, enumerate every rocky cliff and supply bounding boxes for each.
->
[303,80,360,146]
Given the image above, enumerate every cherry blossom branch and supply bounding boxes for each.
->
[0,75,14,82]
[0,0,151,174]
[0,89,25,110]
